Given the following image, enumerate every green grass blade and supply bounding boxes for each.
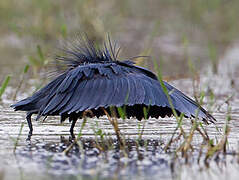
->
[23,64,30,74]
[0,75,11,99]
[37,45,44,62]
[117,106,126,119]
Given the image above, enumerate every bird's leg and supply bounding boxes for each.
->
[70,118,77,139]
[26,112,33,141]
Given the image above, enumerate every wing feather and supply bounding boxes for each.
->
[126,75,137,105]
[133,75,145,104]
[164,81,210,119]
[59,80,87,115]
[42,79,79,115]
[86,78,106,109]
[129,75,145,104]
[141,78,156,106]
[11,73,66,111]
[152,81,169,107]
[143,76,168,107]
[105,76,126,107]
[70,78,97,113]
[105,76,120,105]
[110,65,121,74]
[92,78,110,109]
[57,72,83,93]
[116,76,129,106]
[98,77,115,107]
[82,67,94,78]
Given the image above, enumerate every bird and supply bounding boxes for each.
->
[11,35,215,140]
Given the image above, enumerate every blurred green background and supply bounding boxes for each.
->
[0,0,239,83]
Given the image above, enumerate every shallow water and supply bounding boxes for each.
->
[0,43,239,180]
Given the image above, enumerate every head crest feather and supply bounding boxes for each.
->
[54,35,120,70]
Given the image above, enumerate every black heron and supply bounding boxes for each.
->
[11,36,215,139]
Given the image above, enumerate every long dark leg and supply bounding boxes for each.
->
[26,112,33,140]
[70,118,77,139]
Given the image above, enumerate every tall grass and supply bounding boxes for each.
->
[0,75,11,100]
[28,45,48,75]
[13,64,29,101]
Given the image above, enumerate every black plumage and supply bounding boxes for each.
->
[11,36,215,138]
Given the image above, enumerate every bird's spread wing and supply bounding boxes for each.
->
[11,36,215,123]
[15,62,213,122]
